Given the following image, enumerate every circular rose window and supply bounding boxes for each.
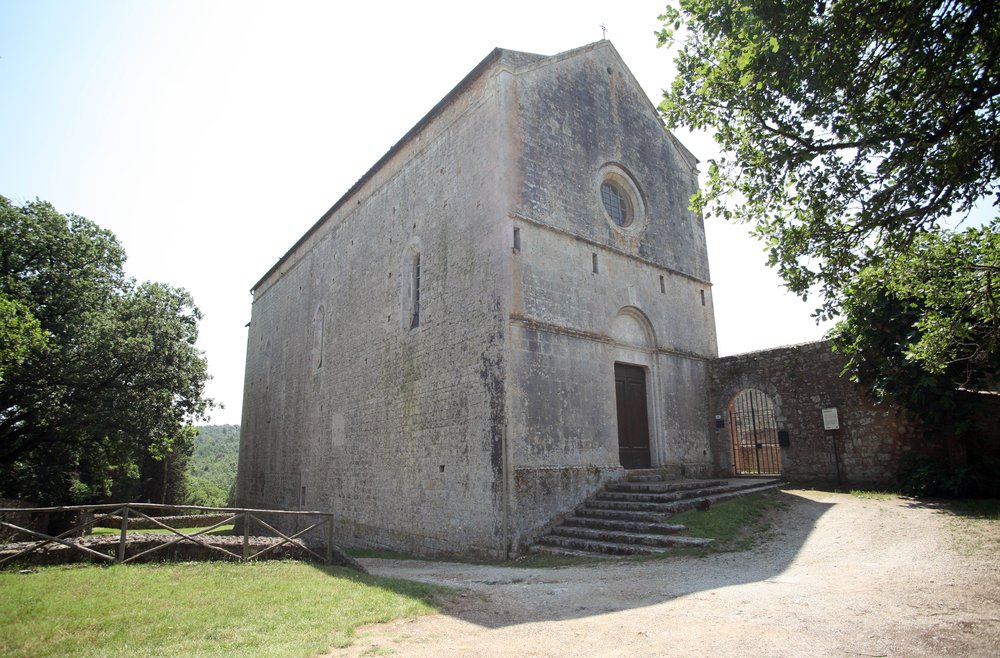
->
[601,180,633,227]
[598,164,645,232]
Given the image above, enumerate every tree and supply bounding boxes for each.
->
[832,228,1000,420]
[831,229,1000,492]
[184,424,240,508]
[0,196,212,506]
[657,0,1000,404]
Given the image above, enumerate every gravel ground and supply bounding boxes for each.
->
[330,489,1000,657]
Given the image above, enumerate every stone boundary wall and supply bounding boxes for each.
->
[709,341,931,486]
[0,499,47,543]
[92,513,234,530]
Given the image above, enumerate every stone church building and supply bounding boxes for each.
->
[236,41,953,558]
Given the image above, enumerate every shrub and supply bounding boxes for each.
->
[897,455,1000,498]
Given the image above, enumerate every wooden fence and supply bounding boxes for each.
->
[0,503,362,570]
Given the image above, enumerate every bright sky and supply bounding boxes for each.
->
[0,0,832,425]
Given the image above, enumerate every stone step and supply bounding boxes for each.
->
[526,544,614,559]
[571,506,667,523]
[582,498,688,513]
[550,525,712,549]
[581,481,782,515]
[529,477,784,558]
[597,480,776,503]
[657,482,782,514]
[605,479,731,493]
[625,471,675,483]
[596,488,712,504]
[561,516,687,535]
[533,534,670,556]
[622,465,686,480]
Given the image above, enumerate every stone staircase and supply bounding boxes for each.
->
[530,472,781,557]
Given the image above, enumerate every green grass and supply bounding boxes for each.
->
[0,561,448,657]
[667,490,789,553]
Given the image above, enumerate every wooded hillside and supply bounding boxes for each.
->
[186,425,240,507]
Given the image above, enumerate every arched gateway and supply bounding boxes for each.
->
[728,388,782,475]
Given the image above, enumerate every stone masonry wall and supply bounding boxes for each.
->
[504,43,718,548]
[710,341,929,485]
[237,60,516,558]
[513,43,709,281]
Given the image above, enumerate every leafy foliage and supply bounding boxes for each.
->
[883,228,1000,380]
[185,424,240,507]
[0,196,211,505]
[657,0,1000,410]
[831,228,1000,423]
[0,293,47,380]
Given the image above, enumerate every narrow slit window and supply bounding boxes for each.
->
[313,305,325,370]
[410,253,421,329]
[513,227,521,253]
[700,289,706,306]
[659,275,665,293]
[592,253,599,274]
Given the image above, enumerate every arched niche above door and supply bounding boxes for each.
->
[610,306,656,350]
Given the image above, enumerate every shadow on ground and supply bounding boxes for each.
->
[902,497,1000,519]
[342,489,834,629]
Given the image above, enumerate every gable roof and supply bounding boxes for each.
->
[251,40,694,293]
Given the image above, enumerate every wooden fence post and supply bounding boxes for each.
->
[117,505,129,563]
[242,512,250,561]
[326,516,333,565]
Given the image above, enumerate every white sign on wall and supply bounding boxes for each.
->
[822,407,840,431]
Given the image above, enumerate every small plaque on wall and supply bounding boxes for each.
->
[822,407,840,430]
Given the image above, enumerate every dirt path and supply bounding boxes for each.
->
[331,490,1000,657]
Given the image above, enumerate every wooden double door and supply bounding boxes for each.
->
[614,363,651,469]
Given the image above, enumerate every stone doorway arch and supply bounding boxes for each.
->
[609,307,658,469]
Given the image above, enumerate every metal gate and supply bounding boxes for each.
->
[729,389,781,475]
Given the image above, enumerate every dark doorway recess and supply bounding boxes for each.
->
[729,388,782,475]
[615,363,651,469]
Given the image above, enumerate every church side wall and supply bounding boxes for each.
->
[237,70,514,557]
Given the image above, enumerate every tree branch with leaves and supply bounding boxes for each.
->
[657,0,1000,416]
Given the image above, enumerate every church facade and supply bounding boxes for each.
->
[236,41,719,557]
